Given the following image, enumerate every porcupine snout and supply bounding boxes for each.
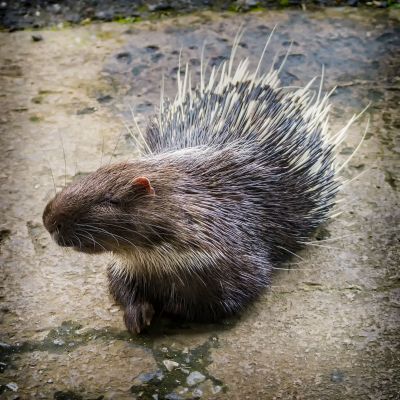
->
[42,198,77,248]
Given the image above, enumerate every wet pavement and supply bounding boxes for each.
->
[0,8,399,400]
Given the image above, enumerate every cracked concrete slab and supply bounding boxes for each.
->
[0,8,399,400]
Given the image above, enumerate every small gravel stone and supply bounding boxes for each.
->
[186,371,206,386]
[163,359,180,371]
[164,393,182,400]
[192,388,203,397]
[134,370,164,385]
[212,385,222,394]
[6,382,18,392]
[0,361,7,372]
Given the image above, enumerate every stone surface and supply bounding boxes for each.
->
[0,8,399,400]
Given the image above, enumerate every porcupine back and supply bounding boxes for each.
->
[139,34,349,265]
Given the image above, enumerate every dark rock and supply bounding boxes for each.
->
[147,2,173,12]
[31,34,43,42]
[0,229,11,244]
[145,45,160,52]
[96,95,113,104]
[116,51,132,63]
[94,10,114,21]
[54,391,83,400]
[77,107,97,115]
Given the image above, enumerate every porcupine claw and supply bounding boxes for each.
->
[124,301,155,334]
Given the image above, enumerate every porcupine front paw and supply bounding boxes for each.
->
[124,301,155,334]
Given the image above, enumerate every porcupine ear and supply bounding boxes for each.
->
[132,177,155,196]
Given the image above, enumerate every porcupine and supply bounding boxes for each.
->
[42,32,358,334]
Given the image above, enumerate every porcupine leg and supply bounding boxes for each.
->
[124,302,154,334]
[107,265,154,334]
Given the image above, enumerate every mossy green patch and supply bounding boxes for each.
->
[29,114,43,122]
[114,16,141,24]
[131,336,226,399]
[31,96,43,104]
[1,319,229,398]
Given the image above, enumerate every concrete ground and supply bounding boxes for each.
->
[0,8,399,400]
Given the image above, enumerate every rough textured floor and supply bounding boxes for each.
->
[0,8,399,400]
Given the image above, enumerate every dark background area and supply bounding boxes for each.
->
[1,0,399,31]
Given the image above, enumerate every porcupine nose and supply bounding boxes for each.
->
[51,220,75,247]
[42,204,74,247]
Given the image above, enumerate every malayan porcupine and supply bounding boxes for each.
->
[42,32,362,333]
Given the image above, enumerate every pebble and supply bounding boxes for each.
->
[6,382,18,392]
[163,359,180,371]
[0,362,7,372]
[134,370,164,384]
[192,388,203,398]
[164,393,182,400]
[32,34,43,42]
[186,371,206,386]
[96,94,113,104]
[212,385,222,394]
[244,0,259,6]
[116,52,132,63]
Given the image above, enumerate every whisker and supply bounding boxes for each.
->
[58,131,67,188]
[76,230,107,252]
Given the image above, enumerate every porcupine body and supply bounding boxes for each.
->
[43,35,349,333]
